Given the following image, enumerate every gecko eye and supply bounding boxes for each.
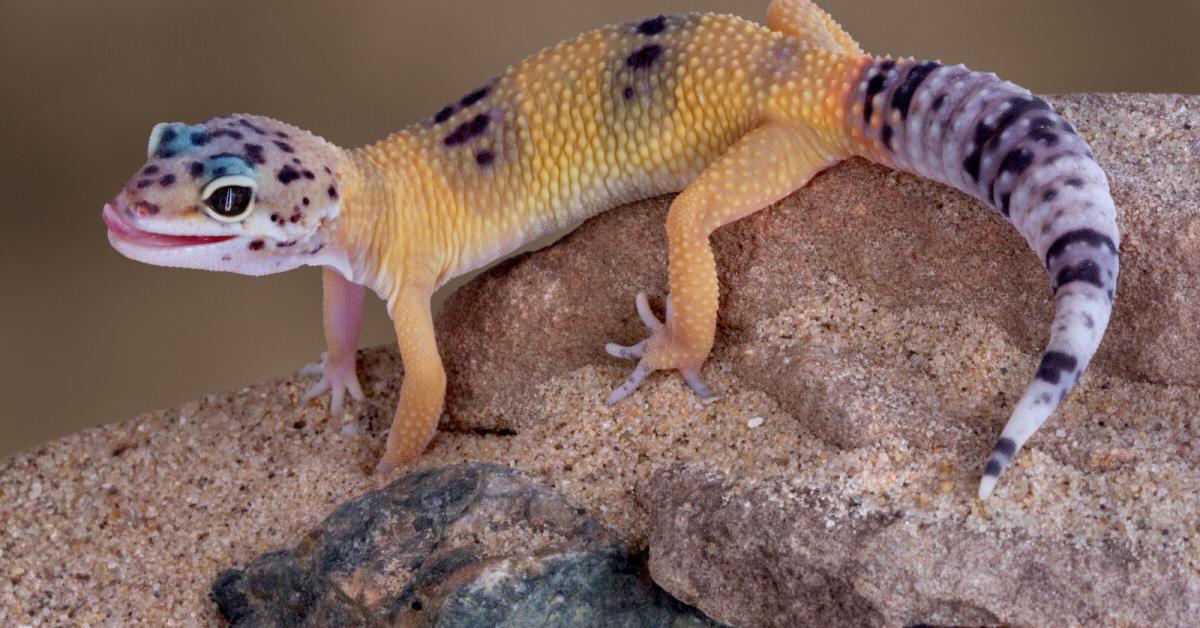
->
[201,175,256,222]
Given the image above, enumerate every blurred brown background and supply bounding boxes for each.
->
[1,0,1197,459]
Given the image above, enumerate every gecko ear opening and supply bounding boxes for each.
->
[146,122,175,159]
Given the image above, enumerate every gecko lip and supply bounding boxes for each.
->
[103,203,236,247]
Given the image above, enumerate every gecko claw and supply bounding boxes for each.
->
[605,339,647,360]
[681,369,711,398]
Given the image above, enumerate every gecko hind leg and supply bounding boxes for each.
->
[604,122,843,406]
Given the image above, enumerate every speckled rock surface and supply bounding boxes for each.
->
[1,94,1196,627]
[211,463,717,627]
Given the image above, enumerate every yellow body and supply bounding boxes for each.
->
[328,1,872,469]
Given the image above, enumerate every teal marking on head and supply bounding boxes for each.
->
[204,154,257,179]
[147,122,211,159]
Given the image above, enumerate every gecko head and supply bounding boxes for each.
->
[104,114,350,276]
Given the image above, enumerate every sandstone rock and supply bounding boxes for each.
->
[638,464,1198,627]
[211,463,718,627]
[436,93,1200,434]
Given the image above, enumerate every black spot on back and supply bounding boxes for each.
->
[460,87,490,107]
[444,114,491,146]
[623,86,635,101]
[475,151,495,166]
[434,106,455,124]
[277,166,301,184]
[627,44,663,70]
[637,15,666,35]
[273,140,294,153]
[1036,351,1078,385]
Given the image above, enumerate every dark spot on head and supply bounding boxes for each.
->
[244,143,265,165]
[292,157,302,165]
[142,165,159,175]
[623,86,635,101]
[434,106,455,124]
[475,150,494,166]
[302,197,310,206]
[214,167,228,176]
[460,87,489,107]
[157,150,175,159]
[161,128,177,143]
[323,166,332,175]
[189,162,205,178]
[637,15,666,36]
[277,240,296,248]
[627,44,663,70]
[1042,189,1057,202]
[136,179,153,189]
[328,186,338,199]
[211,129,244,140]
[273,140,294,153]
[302,170,314,180]
[191,132,210,146]
[238,119,266,135]
[159,174,176,187]
[248,239,265,251]
[289,211,302,223]
[274,131,289,139]
[270,213,281,223]
[277,165,301,184]
[134,201,160,216]
[1065,177,1084,188]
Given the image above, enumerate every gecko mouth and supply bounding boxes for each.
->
[103,203,236,247]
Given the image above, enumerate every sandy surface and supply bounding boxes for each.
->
[2,271,1197,625]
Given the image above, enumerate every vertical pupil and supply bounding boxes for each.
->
[220,188,236,213]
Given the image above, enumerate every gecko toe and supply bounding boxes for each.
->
[607,360,652,406]
[681,368,712,398]
[605,339,647,360]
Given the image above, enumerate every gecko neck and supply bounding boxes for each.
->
[328,132,439,306]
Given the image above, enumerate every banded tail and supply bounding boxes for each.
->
[844,57,1120,498]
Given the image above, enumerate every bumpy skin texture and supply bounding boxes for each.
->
[105,0,1118,498]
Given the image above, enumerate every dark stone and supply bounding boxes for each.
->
[211,464,719,627]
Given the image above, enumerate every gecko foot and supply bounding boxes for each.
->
[604,293,712,405]
[300,351,365,415]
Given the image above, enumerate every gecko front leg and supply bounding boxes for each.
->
[302,267,366,414]
[374,285,446,476]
